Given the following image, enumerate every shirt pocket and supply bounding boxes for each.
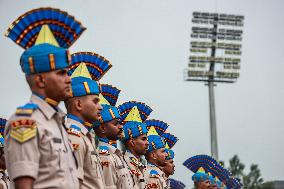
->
[90,151,101,178]
[50,138,64,169]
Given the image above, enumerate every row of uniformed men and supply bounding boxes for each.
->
[1,7,178,189]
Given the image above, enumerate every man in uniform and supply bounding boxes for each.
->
[191,167,211,189]
[64,62,105,188]
[4,8,86,189]
[93,84,134,189]
[118,101,153,189]
[163,148,175,188]
[144,120,178,189]
[144,127,168,189]
[0,118,9,189]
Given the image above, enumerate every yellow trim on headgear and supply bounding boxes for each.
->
[109,109,115,119]
[147,126,159,136]
[71,63,92,79]
[124,106,142,122]
[35,25,59,47]
[165,142,170,149]
[197,167,206,173]
[49,54,55,70]
[99,94,110,105]
[83,82,90,94]
[28,57,35,74]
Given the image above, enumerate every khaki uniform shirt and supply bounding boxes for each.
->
[4,94,79,189]
[98,141,133,189]
[66,117,105,189]
[122,151,146,189]
[144,163,167,189]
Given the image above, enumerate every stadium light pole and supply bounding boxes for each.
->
[184,12,244,160]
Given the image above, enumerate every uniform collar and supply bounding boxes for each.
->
[32,92,59,107]
[98,140,117,154]
[98,137,117,148]
[67,115,89,135]
[67,114,93,132]
[31,94,64,120]
[147,162,164,175]
[125,150,142,160]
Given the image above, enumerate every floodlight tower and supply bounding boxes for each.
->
[184,12,244,160]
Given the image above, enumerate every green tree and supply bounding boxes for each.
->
[223,155,264,189]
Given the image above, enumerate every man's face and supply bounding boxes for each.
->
[81,95,102,123]
[163,159,175,176]
[154,148,168,167]
[132,134,149,155]
[43,69,71,101]
[104,119,124,140]
[209,183,218,189]
[197,180,211,189]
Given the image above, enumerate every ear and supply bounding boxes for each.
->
[74,98,83,111]
[99,124,106,133]
[35,74,45,88]
[151,151,157,160]
[129,138,135,147]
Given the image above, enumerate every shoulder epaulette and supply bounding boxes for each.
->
[98,146,110,155]
[16,103,39,116]
[149,169,160,178]
[67,125,81,137]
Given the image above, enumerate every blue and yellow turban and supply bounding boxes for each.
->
[183,154,242,188]
[0,118,7,147]
[192,167,209,182]
[169,178,186,189]
[118,101,152,141]
[5,7,86,75]
[165,149,175,160]
[93,84,121,127]
[69,52,112,81]
[147,127,166,153]
[69,63,100,97]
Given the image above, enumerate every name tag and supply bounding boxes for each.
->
[53,138,62,143]
[117,165,125,169]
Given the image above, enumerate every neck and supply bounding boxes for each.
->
[33,91,59,106]
[128,148,141,159]
[67,113,92,131]
[99,137,117,148]
[147,159,158,166]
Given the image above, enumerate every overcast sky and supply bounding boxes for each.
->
[0,0,283,187]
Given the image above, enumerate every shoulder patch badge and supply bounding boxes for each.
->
[101,161,110,167]
[16,103,38,116]
[72,143,80,150]
[98,146,109,155]
[146,183,158,188]
[149,169,160,178]
[10,119,37,143]
[67,125,81,137]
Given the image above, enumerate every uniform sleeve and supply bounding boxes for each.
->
[99,154,116,189]
[68,134,85,181]
[4,121,40,181]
